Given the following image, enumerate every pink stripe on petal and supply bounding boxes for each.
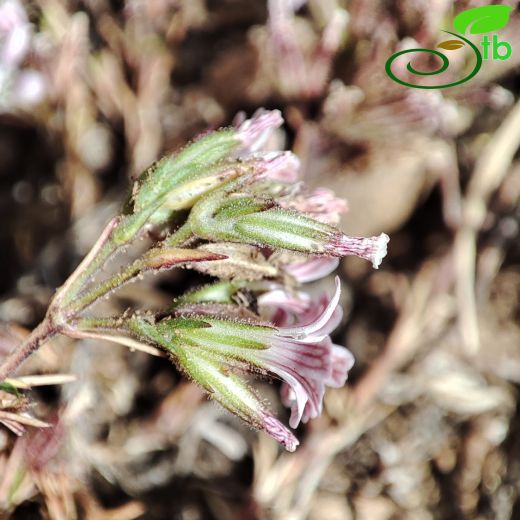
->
[258,342,328,428]
[325,344,355,388]
[263,338,332,374]
[283,370,323,427]
[279,370,321,428]
[278,372,308,428]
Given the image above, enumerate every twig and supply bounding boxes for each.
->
[53,217,120,310]
[0,411,50,429]
[4,374,77,388]
[455,99,520,354]
[66,329,164,358]
[0,321,56,383]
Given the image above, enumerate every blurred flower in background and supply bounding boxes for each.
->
[0,0,47,110]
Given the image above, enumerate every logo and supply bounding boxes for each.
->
[385,5,513,89]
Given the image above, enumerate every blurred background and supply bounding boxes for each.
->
[0,1,520,518]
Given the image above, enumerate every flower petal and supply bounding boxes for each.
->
[325,344,355,388]
[331,233,389,269]
[278,344,354,426]
[260,412,299,451]
[258,289,310,319]
[277,276,341,340]
[258,337,332,428]
[236,109,283,152]
[285,256,339,283]
[258,151,300,182]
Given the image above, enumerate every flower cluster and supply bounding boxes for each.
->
[107,109,386,449]
[1,108,388,451]
[129,277,352,451]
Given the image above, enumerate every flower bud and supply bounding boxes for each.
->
[114,110,285,243]
[131,130,238,215]
[175,349,299,452]
[236,109,283,152]
[189,189,389,266]
[172,281,241,307]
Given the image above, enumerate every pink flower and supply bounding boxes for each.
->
[280,187,348,225]
[256,277,353,428]
[236,108,284,152]
[284,256,340,283]
[259,151,300,182]
[233,109,300,181]
[269,278,343,333]
[131,278,354,449]
[280,343,354,425]
[0,0,30,67]
[332,232,390,269]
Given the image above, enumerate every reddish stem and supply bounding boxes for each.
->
[0,320,56,382]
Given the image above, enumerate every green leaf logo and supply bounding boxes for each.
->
[453,5,513,34]
[437,40,465,50]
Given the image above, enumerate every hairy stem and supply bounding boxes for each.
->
[164,222,194,247]
[54,217,121,309]
[68,320,163,358]
[62,221,192,314]
[72,316,126,332]
[67,259,146,314]
[0,320,56,382]
[66,242,220,315]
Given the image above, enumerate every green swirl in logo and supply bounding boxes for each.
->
[385,31,482,89]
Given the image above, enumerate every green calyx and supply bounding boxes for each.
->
[157,317,272,352]
[172,281,244,307]
[113,129,241,244]
[131,129,238,213]
[174,348,268,428]
[127,314,274,365]
[127,313,270,429]
[235,208,334,252]
[188,183,339,254]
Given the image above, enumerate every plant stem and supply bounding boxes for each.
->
[72,316,126,331]
[165,222,193,247]
[67,259,146,314]
[0,320,56,383]
[61,221,191,315]
[68,319,164,357]
[67,242,218,315]
[54,217,120,309]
